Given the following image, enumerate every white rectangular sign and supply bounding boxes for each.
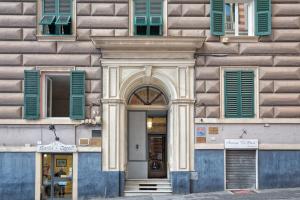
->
[225,139,258,149]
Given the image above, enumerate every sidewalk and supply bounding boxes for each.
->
[91,187,300,200]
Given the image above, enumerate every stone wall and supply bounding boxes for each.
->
[195,0,300,118]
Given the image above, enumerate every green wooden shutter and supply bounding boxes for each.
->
[56,0,72,25]
[210,0,225,36]
[255,0,271,36]
[134,0,148,26]
[24,70,40,120]
[70,71,85,120]
[224,71,240,118]
[149,0,163,25]
[40,0,56,25]
[241,71,255,118]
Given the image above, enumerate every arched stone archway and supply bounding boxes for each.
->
[101,60,195,181]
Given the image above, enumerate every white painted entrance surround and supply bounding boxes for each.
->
[101,59,196,174]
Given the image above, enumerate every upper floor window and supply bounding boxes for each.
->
[211,0,271,36]
[134,0,163,36]
[224,70,255,118]
[225,0,254,36]
[39,0,73,35]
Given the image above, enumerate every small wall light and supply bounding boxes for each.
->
[147,118,153,129]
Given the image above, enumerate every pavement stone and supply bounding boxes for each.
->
[90,188,300,200]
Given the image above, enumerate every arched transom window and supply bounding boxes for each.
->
[128,86,168,105]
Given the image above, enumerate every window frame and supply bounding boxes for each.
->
[37,0,76,41]
[220,67,259,119]
[129,0,168,36]
[224,0,255,36]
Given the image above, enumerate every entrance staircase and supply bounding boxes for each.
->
[124,179,172,196]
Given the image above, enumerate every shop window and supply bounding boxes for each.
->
[134,0,163,36]
[46,75,70,117]
[40,0,73,35]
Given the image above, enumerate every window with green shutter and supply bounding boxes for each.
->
[24,70,40,120]
[211,0,271,36]
[134,0,163,36]
[70,71,85,120]
[40,0,72,35]
[224,71,254,118]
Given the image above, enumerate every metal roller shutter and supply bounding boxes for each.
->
[226,150,256,189]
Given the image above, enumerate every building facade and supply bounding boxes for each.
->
[0,0,300,199]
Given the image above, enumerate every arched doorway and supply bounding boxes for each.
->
[127,86,169,179]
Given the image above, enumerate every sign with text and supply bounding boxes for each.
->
[225,139,258,149]
[37,141,77,153]
[195,125,206,137]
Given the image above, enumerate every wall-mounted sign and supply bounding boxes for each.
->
[225,139,258,149]
[195,125,206,137]
[208,127,219,134]
[37,141,77,153]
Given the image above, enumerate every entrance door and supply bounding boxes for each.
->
[42,154,73,200]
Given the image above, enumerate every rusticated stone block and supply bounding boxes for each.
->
[274,107,300,118]
[272,17,300,29]
[91,3,114,16]
[196,93,220,106]
[0,106,22,119]
[168,29,182,36]
[195,67,219,80]
[240,43,300,54]
[195,106,205,118]
[182,4,205,16]
[273,29,300,42]
[0,42,55,53]
[0,67,34,79]
[205,4,210,17]
[260,106,274,118]
[273,4,300,16]
[23,28,36,41]
[205,30,220,42]
[0,28,21,40]
[77,3,91,15]
[206,106,220,118]
[91,29,114,36]
[115,29,128,36]
[182,30,205,37]
[195,80,205,93]
[0,16,36,28]
[86,93,101,106]
[260,81,274,93]
[0,2,22,15]
[0,93,23,106]
[168,4,181,16]
[91,80,101,93]
[85,106,91,119]
[205,80,219,93]
[85,80,91,93]
[77,16,128,28]
[274,56,300,66]
[23,54,90,66]
[0,80,22,92]
[57,42,99,54]
[206,56,273,66]
[168,17,209,29]
[115,3,128,16]
[77,67,101,80]
[198,43,238,54]
[0,54,22,65]
[274,81,300,93]
[260,67,300,80]
[260,94,300,106]
[23,2,36,15]
[77,29,91,41]
[91,55,101,66]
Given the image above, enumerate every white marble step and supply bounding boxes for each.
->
[124,179,172,196]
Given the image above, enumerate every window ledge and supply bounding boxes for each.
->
[220,36,259,43]
[36,35,76,42]
[0,118,83,125]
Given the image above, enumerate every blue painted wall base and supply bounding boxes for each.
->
[0,153,35,200]
[78,153,124,199]
[171,171,190,194]
[259,151,300,189]
[191,150,224,193]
